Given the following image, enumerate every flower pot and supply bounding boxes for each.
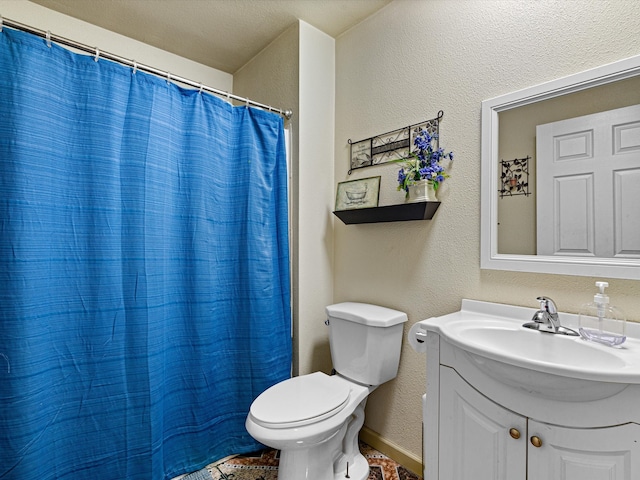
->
[408,180,437,203]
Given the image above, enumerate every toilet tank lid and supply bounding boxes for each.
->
[326,302,408,327]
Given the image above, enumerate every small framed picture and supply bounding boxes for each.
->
[335,176,381,211]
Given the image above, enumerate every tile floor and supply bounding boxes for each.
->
[183,441,422,480]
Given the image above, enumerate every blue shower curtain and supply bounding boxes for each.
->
[0,28,291,480]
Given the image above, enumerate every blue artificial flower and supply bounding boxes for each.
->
[397,128,454,197]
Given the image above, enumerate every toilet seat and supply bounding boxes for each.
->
[249,372,351,429]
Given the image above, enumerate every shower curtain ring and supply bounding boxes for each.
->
[166,71,171,85]
[199,83,204,94]
[46,30,51,47]
[94,47,100,62]
[132,60,137,74]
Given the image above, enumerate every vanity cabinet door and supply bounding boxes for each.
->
[439,367,526,480]
[528,420,640,480]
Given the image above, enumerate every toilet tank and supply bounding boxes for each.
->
[326,302,408,386]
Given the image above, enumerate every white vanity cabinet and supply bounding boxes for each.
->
[439,366,525,480]
[413,300,640,480]
[439,365,640,480]
[528,419,640,479]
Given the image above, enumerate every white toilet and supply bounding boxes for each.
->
[245,302,407,480]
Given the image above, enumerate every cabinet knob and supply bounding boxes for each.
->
[530,436,543,448]
[509,428,521,439]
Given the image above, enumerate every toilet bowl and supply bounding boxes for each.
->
[245,302,408,480]
[246,372,373,480]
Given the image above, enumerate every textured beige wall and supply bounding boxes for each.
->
[335,0,640,460]
[236,21,336,378]
[233,23,302,373]
[296,21,336,376]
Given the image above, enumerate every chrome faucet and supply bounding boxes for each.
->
[534,296,561,332]
[523,296,579,336]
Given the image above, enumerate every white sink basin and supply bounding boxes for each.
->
[452,322,627,375]
[416,300,640,400]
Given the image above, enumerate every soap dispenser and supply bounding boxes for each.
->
[578,281,626,346]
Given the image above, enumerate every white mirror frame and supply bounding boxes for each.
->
[481,53,640,280]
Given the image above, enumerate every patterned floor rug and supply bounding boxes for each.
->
[181,442,422,480]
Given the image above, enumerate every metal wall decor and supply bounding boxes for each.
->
[348,111,444,174]
[499,156,531,198]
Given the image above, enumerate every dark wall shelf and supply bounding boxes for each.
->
[333,201,440,225]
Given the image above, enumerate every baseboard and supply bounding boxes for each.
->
[359,426,423,476]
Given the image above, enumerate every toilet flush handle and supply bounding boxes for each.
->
[325,319,330,326]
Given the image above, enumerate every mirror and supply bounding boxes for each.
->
[481,54,640,280]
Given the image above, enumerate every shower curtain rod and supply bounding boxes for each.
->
[0,16,294,120]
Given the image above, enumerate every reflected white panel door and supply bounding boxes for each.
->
[537,104,640,257]
[528,420,640,480]
[439,367,526,480]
